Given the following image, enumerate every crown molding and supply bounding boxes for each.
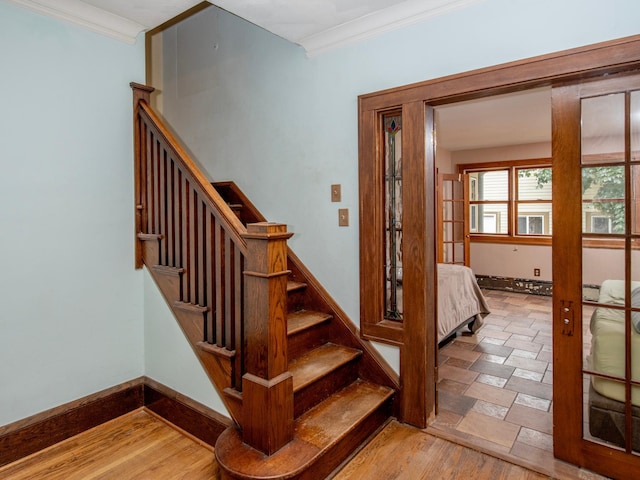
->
[7,0,145,44]
[299,0,486,57]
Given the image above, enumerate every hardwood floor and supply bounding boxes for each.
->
[0,408,557,480]
[333,420,548,480]
[0,409,219,480]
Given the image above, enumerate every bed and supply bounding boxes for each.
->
[437,263,490,344]
[587,279,640,450]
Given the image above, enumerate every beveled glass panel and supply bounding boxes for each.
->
[454,242,464,264]
[453,178,464,198]
[453,200,464,222]
[475,203,508,234]
[443,243,453,263]
[582,166,626,234]
[443,200,453,221]
[581,93,626,165]
[633,165,640,235]
[443,180,453,197]
[518,168,552,200]
[584,373,627,451]
[443,222,453,242]
[475,170,508,201]
[582,243,625,301]
[453,222,464,242]
[631,243,640,386]
[632,90,640,162]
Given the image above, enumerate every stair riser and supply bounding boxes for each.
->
[294,362,359,418]
[287,290,306,312]
[288,324,330,361]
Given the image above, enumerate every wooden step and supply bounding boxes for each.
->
[287,280,307,293]
[215,379,394,480]
[290,343,361,417]
[287,310,333,361]
[287,310,332,336]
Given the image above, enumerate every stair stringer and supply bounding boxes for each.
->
[140,234,243,424]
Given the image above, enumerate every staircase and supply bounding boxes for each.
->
[131,84,399,479]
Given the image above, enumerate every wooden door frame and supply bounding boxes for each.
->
[359,35,640,430]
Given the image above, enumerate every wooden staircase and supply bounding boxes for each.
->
[212,181,396,479]
[131,84,399,480]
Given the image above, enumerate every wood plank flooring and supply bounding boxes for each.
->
[0,409,219,480]
[333,420,548,480]
[0,409,557,480]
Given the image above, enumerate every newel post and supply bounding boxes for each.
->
[130,82,155,269]
[242,222,294,455]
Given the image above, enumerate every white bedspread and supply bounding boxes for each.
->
[438,264,490,342]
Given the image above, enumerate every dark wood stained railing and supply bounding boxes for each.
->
[133,86,247,391]
[131,83,296,453]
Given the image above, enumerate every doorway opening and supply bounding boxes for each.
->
[432,88,557,469]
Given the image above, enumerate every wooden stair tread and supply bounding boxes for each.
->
[215,379,393,479]
[295,379,394,449]
[290,343,361,392]
[287,310,332,336]
[287,280,307,293]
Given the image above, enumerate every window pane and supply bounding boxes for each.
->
[582,166,625,234]
[517,204,552,235]
[383,114,402,321]
[475,203,508,234]
[518,168,552,200]
[470,170,508,201]
[582,93,626,165]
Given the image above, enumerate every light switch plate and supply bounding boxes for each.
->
[331,184,341,202]
[338,208,349,226]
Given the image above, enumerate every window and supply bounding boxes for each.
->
[460,159,552,244]
[518,214,545,234]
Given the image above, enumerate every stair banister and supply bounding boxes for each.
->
[130,83,296,453]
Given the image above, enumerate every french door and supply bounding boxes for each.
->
[437,173,469,266]
[553,72,640,479]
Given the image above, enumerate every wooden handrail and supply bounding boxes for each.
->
[136,101,248,248]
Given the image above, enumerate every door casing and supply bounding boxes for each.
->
[358,35,640,445]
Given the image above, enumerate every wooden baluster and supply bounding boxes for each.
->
[166,159,174,267]
[242,222,293,455]
[215,221,224,346]
[205,209,214,343]
[159,150,167,264]
[130,83,154,269]
[233,245,244,390]
[181,176,190,302]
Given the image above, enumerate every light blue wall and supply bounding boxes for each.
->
[157,0,640,377]
[0,1,145,425]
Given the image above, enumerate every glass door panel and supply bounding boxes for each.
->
[580,86,640,456]
[437,173,468,265]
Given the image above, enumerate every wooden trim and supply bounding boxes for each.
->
[457,158,552,172]
[144,2,212,83]
[470,234,552,246]
[0,378,144,467]
[0,377,232,468]
[359,34,640,110]
[143,378,232,448]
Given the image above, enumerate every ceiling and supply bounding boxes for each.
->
[9,0,552,151]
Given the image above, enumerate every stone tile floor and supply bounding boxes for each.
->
[434,289,557,465]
